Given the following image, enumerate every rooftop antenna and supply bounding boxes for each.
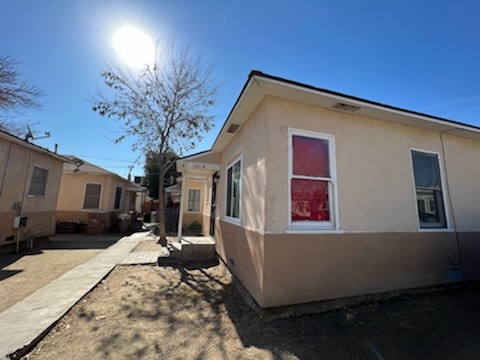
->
[72,157,85,172]
[25,124,51,142]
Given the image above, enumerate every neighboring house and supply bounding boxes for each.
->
[176,71,480,308]
[56,156,145,233]
[0,130,66,252]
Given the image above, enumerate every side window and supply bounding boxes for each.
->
[289,129,336,230]
[83,184,102,209]
[29,166,49,196]
[114,187,122,209]
[411,151,447,228]
[226,156,242,220]
[187,189,201,212]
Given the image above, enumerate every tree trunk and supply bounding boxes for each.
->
[157,168,167,246]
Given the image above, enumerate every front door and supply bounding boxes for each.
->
[209,172,218,237]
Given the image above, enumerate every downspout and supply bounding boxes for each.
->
[177,176,187,241]
[439,130,462,266]
[17,149,33,253]
[46,163,64,241]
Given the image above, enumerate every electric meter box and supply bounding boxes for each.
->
[13,216,28,228]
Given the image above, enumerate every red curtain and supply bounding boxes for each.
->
[292,135,329,177]
[291,179,330,221]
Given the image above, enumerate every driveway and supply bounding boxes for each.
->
[0,234,121,312]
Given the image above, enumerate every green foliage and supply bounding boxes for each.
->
[144,151,178,199]
[186,220,202,235]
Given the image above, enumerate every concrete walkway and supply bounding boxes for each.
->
[0,231,159,359]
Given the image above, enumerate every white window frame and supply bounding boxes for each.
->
[409,148,451,231]
[224,153,243,224]
[288,128,338,231]
[82,183,103,210]
[187,188,202,213]
[28,165,49,197]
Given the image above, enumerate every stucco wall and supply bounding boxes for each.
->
[261,232,480,308]
[212,95,480,308]
[215,220,265,305]
[216,102,268,233]
[263,96,480,232]
[440,134,480,231]
[57,173,136,212]
[56,172,137,229]
[0,138,63,247]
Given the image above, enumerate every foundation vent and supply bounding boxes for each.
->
[226,123,240,134]
[331,102,361,113]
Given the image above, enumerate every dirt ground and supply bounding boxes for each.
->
[24,262,480,360]
[0,235,119,312]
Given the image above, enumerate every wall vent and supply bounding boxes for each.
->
[331,102,361,113]
[226,123,240,134]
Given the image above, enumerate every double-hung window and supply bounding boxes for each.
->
[226,156,242,220]
[83,183,102,209]
[289,129,336,230]
[28,166,49,196]
[187,189,201,212]
[411,150,447,228]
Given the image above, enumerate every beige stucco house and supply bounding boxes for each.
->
[176,71,480,308]
[0,130,66,252]
[56,156,144,233]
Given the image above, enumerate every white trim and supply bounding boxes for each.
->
[288,128,339,231]
[286,229,345,234]
[186,188,202,213]
[265,229,457,235]
[222,216,242,227]
[82,182,103,210]
[409,147,451,230]
[418,228,455,233]
[253,74,480,137]
[212,79,256,150]
[224,153,243,224]
[181,162,220,171]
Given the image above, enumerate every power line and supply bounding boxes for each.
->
[75,154,139,163]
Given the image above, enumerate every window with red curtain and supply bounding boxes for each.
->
[291,134,332,223]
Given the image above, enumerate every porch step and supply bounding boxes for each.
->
[158,236,216,265]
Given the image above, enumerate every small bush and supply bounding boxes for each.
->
[186,220,202,235]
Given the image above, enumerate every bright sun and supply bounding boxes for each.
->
[113,26,155,68]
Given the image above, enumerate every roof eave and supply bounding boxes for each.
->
[211,71,480,152]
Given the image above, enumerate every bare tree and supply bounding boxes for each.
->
[0,55,44,136]
[92,43,218,245]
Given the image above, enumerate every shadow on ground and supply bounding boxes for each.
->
[0,235,119,280]
[26,261,480,360]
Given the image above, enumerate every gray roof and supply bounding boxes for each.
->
[62,155,145,192]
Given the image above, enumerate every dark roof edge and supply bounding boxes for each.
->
[248,70,480,132]
[210,71,260,149]
[178,149,213,160]
[0,129,69,162]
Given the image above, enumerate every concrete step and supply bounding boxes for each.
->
[158,237,216,264]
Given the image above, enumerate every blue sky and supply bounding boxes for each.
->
[2,0,480,178]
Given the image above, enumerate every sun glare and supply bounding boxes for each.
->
[113,26,155,68]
